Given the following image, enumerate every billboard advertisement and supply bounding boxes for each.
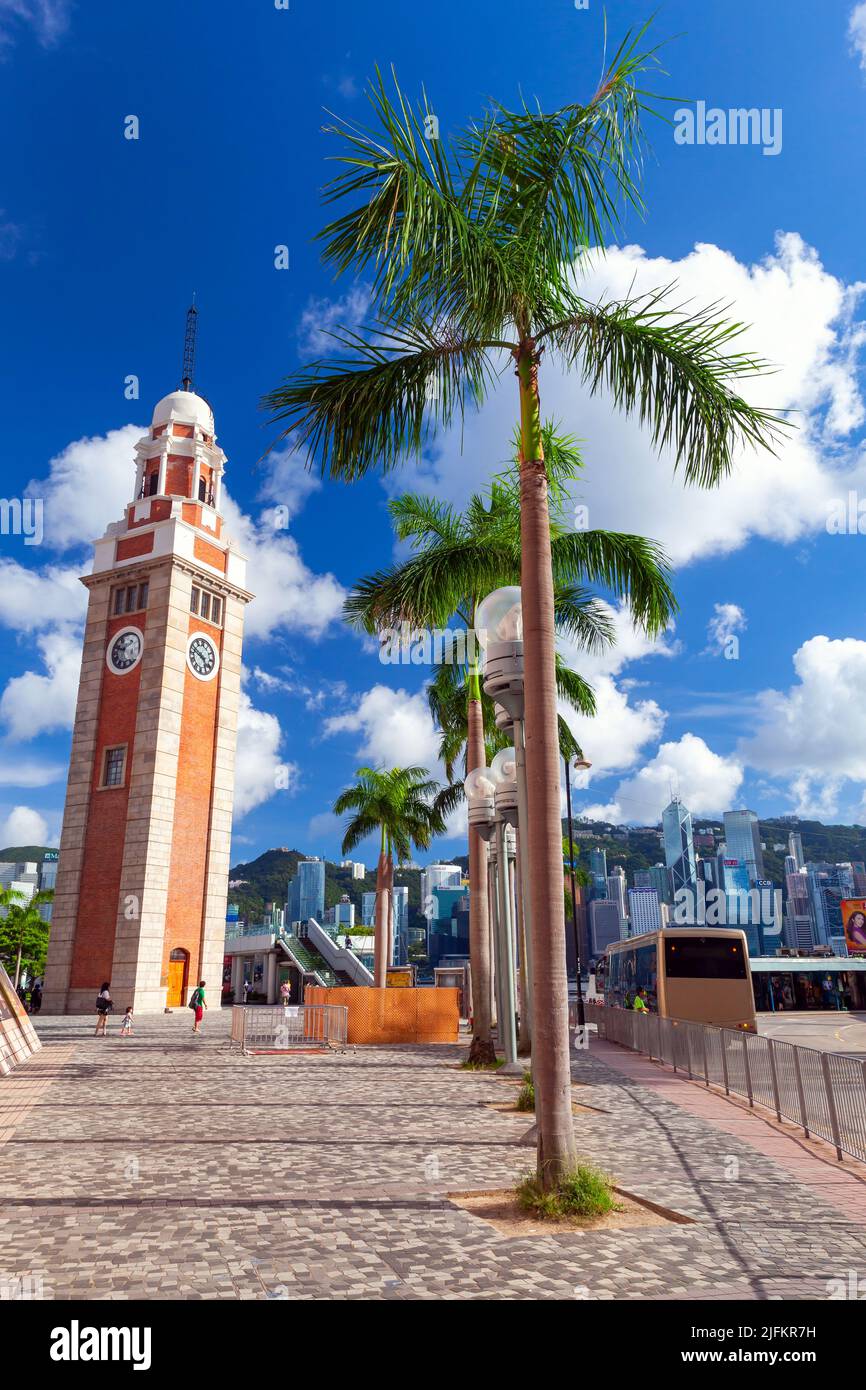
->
[841,899,866,954]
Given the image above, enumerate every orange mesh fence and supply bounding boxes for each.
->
[304,986,459,1045]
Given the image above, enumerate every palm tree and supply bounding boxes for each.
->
[333,766,445,986]
[345,427,674,1061]
[263,30,784,1186]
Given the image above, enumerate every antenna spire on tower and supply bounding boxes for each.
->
[181,295,197,393]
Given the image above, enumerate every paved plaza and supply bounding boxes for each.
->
[2,1010,866,1300]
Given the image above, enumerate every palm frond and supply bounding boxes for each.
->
[551,530,676,637]
[541,287,788,487]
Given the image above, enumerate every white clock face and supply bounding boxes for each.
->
[187,632,219,681]
[106,626,144,674]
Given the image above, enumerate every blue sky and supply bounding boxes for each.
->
[3,0,866,865]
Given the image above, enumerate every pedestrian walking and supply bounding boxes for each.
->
[120,1006,134,1037]
[279,980,290,1006]
[190,980,208,1034]
[94,982,113,1036]
[29,982,42,1014]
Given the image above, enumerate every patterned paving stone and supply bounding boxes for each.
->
[0,1011,865,1299]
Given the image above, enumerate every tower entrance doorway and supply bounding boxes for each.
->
[167,948,189,1008]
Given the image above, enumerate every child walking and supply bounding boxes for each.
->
[120,1006,134,1037]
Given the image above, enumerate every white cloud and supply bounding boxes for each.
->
[739,635,866,816]
[401,233,866,567]
[324,683,442,770]
[582,732,744,825]
[0,0,72,51]
[256,442,322,521]
[0,804,50,845]
[27,424,144,552]
[849,2,866,71]
[233,691,298,819]
[0,560,86,632]
[221,494,346,640]
[298,286,370,357]
[704,602,747,656]
[0,628,82,739]
[556,602,677,783]
[0,758,64,787]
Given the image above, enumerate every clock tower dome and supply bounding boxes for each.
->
[43,367,253,1013]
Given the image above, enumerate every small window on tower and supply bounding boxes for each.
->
[198,476,207,502]
[102,746,126,788]
[211,597,222,626]
[190,587,200,615]
[147,472,158,497]
[114,588,125,616]
[125,586,138,613]
[138,581,149,610]
[200,592,211,621]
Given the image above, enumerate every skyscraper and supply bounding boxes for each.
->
[286,858,325,925]
[420,863,462,926]
[787,832,805,871]
[627,887,663,936]
[588,900,621,958]
[724,810,764,884]
[662,797,697,895]
[607,867,627,926]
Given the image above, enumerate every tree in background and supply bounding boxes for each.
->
[0,889,53,988]
[333,766,444,985]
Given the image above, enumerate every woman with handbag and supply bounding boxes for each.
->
[94,982,112,1036]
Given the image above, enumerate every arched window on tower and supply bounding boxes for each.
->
[198,476,207,503]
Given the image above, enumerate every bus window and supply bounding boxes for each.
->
[664,936,747,980]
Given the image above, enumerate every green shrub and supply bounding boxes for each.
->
[516,1164,618,1220]
[516,1070,535,1111]
[459,1057,505,1071]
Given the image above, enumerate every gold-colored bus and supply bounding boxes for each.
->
[602,927,756,1031]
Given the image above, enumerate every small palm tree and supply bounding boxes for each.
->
[264,28,785,1186]
[333,766,445,985]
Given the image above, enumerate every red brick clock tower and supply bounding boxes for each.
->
[43,381,253,1013]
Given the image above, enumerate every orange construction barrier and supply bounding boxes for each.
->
[304,986,459,1045]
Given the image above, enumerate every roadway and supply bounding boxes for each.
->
[757,1010,866,1054]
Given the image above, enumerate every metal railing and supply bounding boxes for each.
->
[229,1004,348,1054]
[584,1000,866,1163]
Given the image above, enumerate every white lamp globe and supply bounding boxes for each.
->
[490,746,517,785]
[475,586,523,647]
[464,767,497,801]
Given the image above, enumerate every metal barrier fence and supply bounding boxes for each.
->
[584,1000,866,1163]
[229,1004,348,1054]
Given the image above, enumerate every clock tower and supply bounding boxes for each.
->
[43,374,253,1014]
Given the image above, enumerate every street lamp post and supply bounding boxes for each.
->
[565,755,592,1031]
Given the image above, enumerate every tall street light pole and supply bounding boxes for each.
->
[565,756,591,1031]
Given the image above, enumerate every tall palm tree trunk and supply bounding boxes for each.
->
[374,832,389,988]
[517,342,577,1186]
[466,688,496,1064]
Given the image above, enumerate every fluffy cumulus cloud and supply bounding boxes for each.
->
[582,733,744,824]
[323,683,442,771]
[27,425,145,552]
[0,804,51,845]
[556,602,677,785]
[0,559,86,632]
[402,234,866,567]
[233,690,299,819]
[221,494,345,641]
[0,629,82,739]
[739,635,866,816]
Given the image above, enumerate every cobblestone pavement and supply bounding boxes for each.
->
[1,1011,865,1300]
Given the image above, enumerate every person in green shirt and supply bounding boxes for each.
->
[633,989,649,1014]
[191,980,207,1034]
